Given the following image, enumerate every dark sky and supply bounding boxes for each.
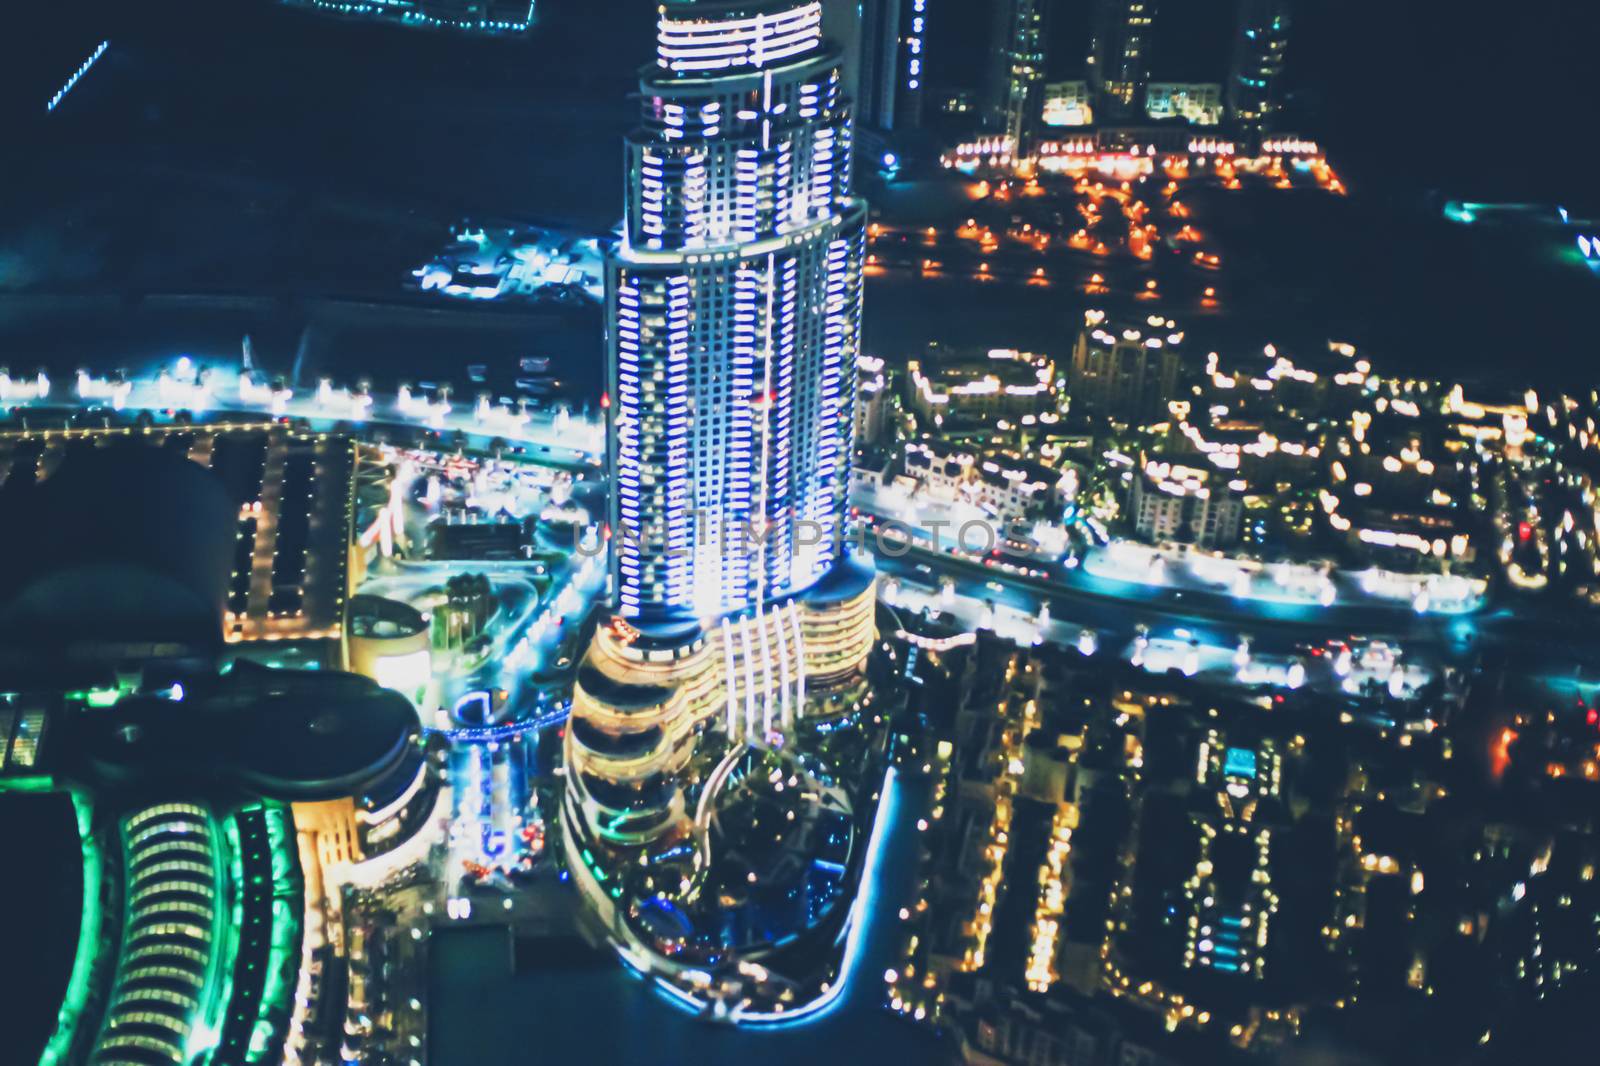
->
[3,0,1597,207]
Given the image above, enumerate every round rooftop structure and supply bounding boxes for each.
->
[348,594,428,640]
[73,663,421,802]
[0,444,234,670]
[346,594,432,695]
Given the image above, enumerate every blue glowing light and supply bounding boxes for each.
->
[640,768,904,1029]
[1223,747,1257,779]
[47,40,109,113]
[423,699,569,742]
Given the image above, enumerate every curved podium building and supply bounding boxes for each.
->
[567,559,875,847]
[566,0,881,961]
[1,665,434,1066]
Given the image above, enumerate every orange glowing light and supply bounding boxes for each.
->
[1490,727,1517,781]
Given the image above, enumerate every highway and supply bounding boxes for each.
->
[869,533,1600,701]
[9,359,605,469]
[871,541,1473,658]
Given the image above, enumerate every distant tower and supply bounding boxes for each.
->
[1228,0,1292,138]
[986,0,1051,153]
[1088,0,1156,121]
[897,0,928,129]
[833,0,926,132]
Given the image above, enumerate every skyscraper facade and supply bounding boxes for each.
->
[1068,308,1183,424]
[608,0,868,625]
[897,0,928,129]
[1088,0,1156,120]
[826,0,926,133]
[986,0,1051,152]
[566,0,878,869]
[1228,0,1292,137]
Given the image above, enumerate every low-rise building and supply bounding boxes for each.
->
[1130,456,1244,548]
[903,442,1069,523]
[1144,82,1224,126]
[1322,418,1480,568]
[1042,80,1094,128]
[909,348,1056,426]
[1069,310,1184,425]
[858,355,891,444]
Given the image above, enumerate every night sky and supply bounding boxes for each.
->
[6,0,1598,204]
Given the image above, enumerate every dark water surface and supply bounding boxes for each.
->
[429,772,957,1066]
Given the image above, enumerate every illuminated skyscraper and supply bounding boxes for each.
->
[608,0,867,624]
[1228,0,1292,137]
[985,0,1051,152]
[568,1,877,863]
[1088,0,1156,120]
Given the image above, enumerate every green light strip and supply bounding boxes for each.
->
[211,803,305,1065]
[37,790,101,1066]
[254,805,303,1064]
[0,775,58,794]
[25,789,310,1066]
[190,811,241,1061]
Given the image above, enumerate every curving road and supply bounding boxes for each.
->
[873,542,1477,658]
